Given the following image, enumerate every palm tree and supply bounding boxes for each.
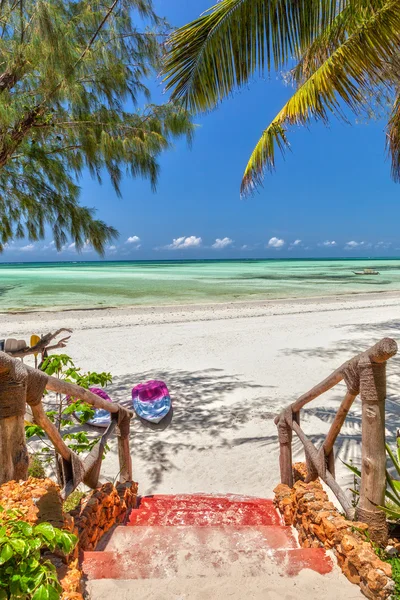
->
[162,0,400,196]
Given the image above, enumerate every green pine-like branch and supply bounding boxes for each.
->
[0,0,194,254]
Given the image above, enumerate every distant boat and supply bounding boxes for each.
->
[353,268,380,275]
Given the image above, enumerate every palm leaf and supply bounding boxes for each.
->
[292,0,389,84]
[343,460,361,478]
[387,93,400,181]
[241,0,400,195]
[386,441,400,477]
[162,0,343,113]
[386,469,400,501]
[378,504,400,520]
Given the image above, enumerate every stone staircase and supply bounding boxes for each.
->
[82,494,357,599]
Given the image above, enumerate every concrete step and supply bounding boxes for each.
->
[129,494,282,527]
[86,572,362,600]
[82,525,332,580]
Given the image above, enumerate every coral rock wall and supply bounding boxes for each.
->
[274,469,394,599]
[71,481,138,551]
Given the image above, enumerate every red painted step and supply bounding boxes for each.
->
[83,526,332,580]
[82,494,334,590]
[128,494,283,527]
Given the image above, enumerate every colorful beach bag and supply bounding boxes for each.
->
[75,387,112,428]
[132,380,171,423]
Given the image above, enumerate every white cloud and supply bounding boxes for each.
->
[268,237,285,249]
[375,241,391,249]
[345,240,365,250]
[165,236,202,250]
[126,235,141,247]
[66,240,92,253]
[212,237,233,249]
[289,239,303,250]
[241,244,248,250]
[320,240,337,247]
[19,244,35,252]
[108,245,117,252]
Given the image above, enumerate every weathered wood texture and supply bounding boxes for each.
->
[118,432,133,484]
[275,338,397,543]
[5,329,72,358]
[0,350,134,495]
[0,415,28,484]
[356,357,388,546]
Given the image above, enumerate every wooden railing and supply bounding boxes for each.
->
[0,350,133,499]
[275,337,398,545]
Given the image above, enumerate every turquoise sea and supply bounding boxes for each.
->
[1,258,400,312]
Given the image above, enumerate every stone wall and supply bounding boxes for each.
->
[71,481,138,551]
[274,466,394,599]
[0,477,66,528]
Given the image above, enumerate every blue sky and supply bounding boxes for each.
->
[3,0,400,262]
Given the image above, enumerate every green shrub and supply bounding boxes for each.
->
[0,506,77,600]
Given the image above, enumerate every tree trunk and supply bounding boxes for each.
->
[0,414,28,484]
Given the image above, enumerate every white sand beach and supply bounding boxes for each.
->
[3,291,400,500]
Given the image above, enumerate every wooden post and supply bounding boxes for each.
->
[320,391,358,479]
[356,357,388,546]
[0,362,29,484]
[117,415,132,483]
[276,413,293,487]
[291,420,354,519]
[0,413,28,484]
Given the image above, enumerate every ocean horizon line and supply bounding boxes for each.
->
[1,256,400,266]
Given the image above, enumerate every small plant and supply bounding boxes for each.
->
[389,555,400,599]
[347,459,360,509]
[25,354,112,485]
[344,434,400,520]
[27,454,46,480]
[63,491,86,514]
[0,506,77,600]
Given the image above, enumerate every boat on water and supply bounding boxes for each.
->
[353,268,380,275]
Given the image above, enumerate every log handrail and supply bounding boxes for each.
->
[275,337,398,546]
[0,348,134,499]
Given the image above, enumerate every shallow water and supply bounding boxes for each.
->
[1,258,400,312]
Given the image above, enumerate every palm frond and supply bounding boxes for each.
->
[387,93,400,181]
[162,0,343,113]
[241,0,400,196]
[292,0,389,84]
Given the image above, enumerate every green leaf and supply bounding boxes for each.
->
[25,424,46,438]
[378,504,400,521]
[17,522,33,537]
[32,584,50,600]
[28,537,42,551]
[10,538,27,554]
[386,443,400,478]
[27,556,40,571]
[342,460,361,478]
[0,543,14,564]
[34,523,55,542]
[47,584,61,600]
